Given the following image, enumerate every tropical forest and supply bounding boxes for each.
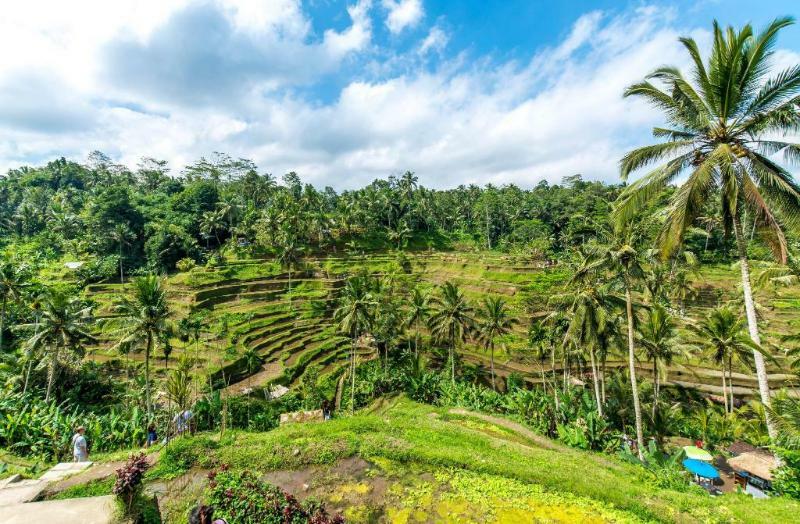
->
[2,6,800,524]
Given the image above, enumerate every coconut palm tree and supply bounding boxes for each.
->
[110,274,173,418]
[405,287,430,357]
[578,234,647,459]
[334,275,376,412]
[550,277,619,416]
[276,234,303,310]
[429,282,475,384]
[21,289,94,401]
[0,259,28,354]
[638,304,684,418]
[614,18,800,440]
[109,223,133,285]
[692,306,760,413]
[476,296,517,391]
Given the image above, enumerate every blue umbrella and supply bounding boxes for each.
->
[683,458,720,479]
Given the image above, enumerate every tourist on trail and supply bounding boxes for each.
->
[189,504,228,524]
[172,409,194,437]
[72,426,89,462]
[146,422,158,447]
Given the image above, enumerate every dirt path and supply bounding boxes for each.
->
[223,361,283,395]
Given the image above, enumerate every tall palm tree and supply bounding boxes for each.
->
[405,287,430,357]
[550,278,619,416]
[334,276,376,412]
[110,275,172,418]
[21,289,94,401]
[638,305,683,418]
[614,18,800,440]
[0,259,28,354]
[476,296,517,391]
[277,235,303,310]
[109,223,133,285]
[428,282,474,384]
[579,234,647,459]
[692,306,760,413]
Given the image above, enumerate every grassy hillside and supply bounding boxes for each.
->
[109,397,799,523]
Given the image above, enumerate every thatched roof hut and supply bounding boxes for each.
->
[728,451,778,481]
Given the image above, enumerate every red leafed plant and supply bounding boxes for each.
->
[113,452,150,511]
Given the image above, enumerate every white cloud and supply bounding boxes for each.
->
[382,0,424,34]
[323,0,373,58]
[419,26,448,55]
[0,4,796,190]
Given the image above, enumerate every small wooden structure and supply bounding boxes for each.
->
[728,449,777,497]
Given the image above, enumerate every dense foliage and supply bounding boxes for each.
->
[206,467,344,524]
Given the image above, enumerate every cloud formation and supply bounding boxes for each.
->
[382,0,424,34]
[0,2,795,189]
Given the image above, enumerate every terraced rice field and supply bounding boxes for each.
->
[84,253,800,400]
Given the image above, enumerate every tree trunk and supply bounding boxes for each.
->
[0,295,6,354]
[728,355,734,413]
[652,359,659,419]
[45,343,59,402]
[145,332,152,419]
[350,339,357,413]
[450,341,455,384]
[625,286,645,461]
[589,346,602,417]
[733,217,776,440]
[601,357,607,405]
[489,341,496,391]
[119,243,124,285]
[721,363,729,413]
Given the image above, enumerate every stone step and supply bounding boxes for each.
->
[3,495,115,524]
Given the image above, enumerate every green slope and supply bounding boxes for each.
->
[153,397,799,523]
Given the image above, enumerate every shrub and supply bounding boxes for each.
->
[206,468,344,523]
[176,257,196,272]
[774,449,800,500]
[113,453,150,515]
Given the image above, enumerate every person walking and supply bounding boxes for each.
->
[72,426,89,462]
[146,423,158,448]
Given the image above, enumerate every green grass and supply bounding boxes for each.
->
[161,397,799,523]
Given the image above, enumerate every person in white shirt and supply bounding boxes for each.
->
[72,426,88,462]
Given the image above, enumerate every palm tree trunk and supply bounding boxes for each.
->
[45,343,59,402]
[652,360,659,419]
[0,295,6,354]
[145,332,152,419]
[119,243,124,285]
[601,357,607,405]
[450,341,455,384]
[350,339,357,413]
[625,286,645,461]
[721,363,728,413]
[489,340,496,391]
[733,217,776,440]
[589,346,602,417]
[728,355,734,412]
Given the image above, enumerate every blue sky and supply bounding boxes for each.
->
[0,0,798,188]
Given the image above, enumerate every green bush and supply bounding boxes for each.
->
[206,468,344,523]
[0,392,146,460]
[774,449,800,499]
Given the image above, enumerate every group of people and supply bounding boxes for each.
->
[69,409,196,462]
